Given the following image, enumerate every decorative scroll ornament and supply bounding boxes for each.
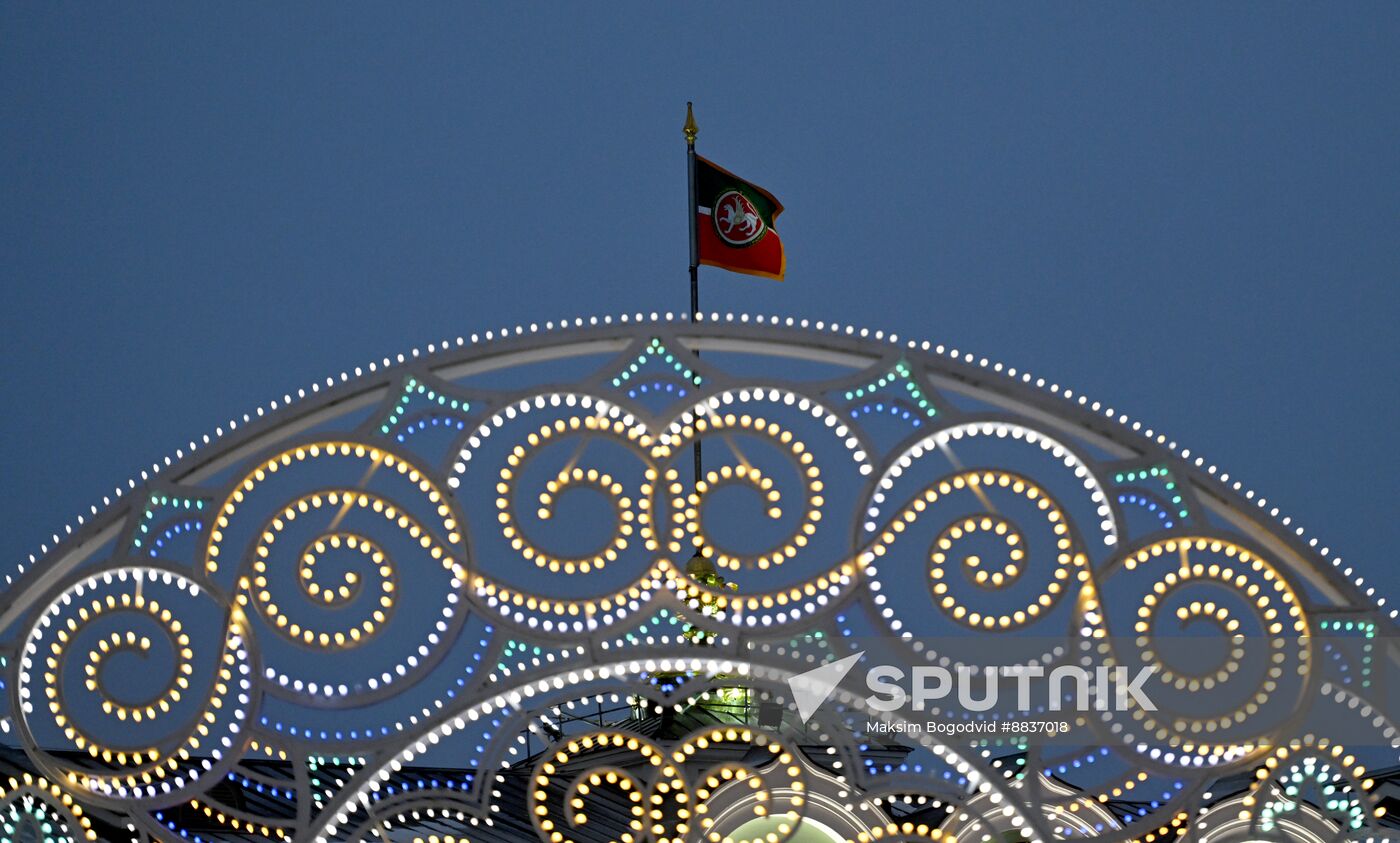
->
[0,315,1390,843]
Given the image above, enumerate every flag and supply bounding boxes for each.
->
[694,155,785,281]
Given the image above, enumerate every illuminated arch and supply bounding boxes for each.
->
[0,314,1392,843]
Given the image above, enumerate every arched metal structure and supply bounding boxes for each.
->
[0,314,1394,843]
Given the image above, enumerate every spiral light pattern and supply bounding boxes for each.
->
[0,316,1389,843]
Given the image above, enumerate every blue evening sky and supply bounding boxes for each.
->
[2,6,1396,597]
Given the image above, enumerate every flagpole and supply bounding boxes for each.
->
[684,102,702,492]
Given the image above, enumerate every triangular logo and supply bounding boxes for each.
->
[786,651,863,723]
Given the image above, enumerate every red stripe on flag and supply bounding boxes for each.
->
[696,212,785,281]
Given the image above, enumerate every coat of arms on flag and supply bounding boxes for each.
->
[693,155,786,281]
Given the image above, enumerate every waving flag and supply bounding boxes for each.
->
[693,155,786,281]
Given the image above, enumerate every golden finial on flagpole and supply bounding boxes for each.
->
[683,101,698,145]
